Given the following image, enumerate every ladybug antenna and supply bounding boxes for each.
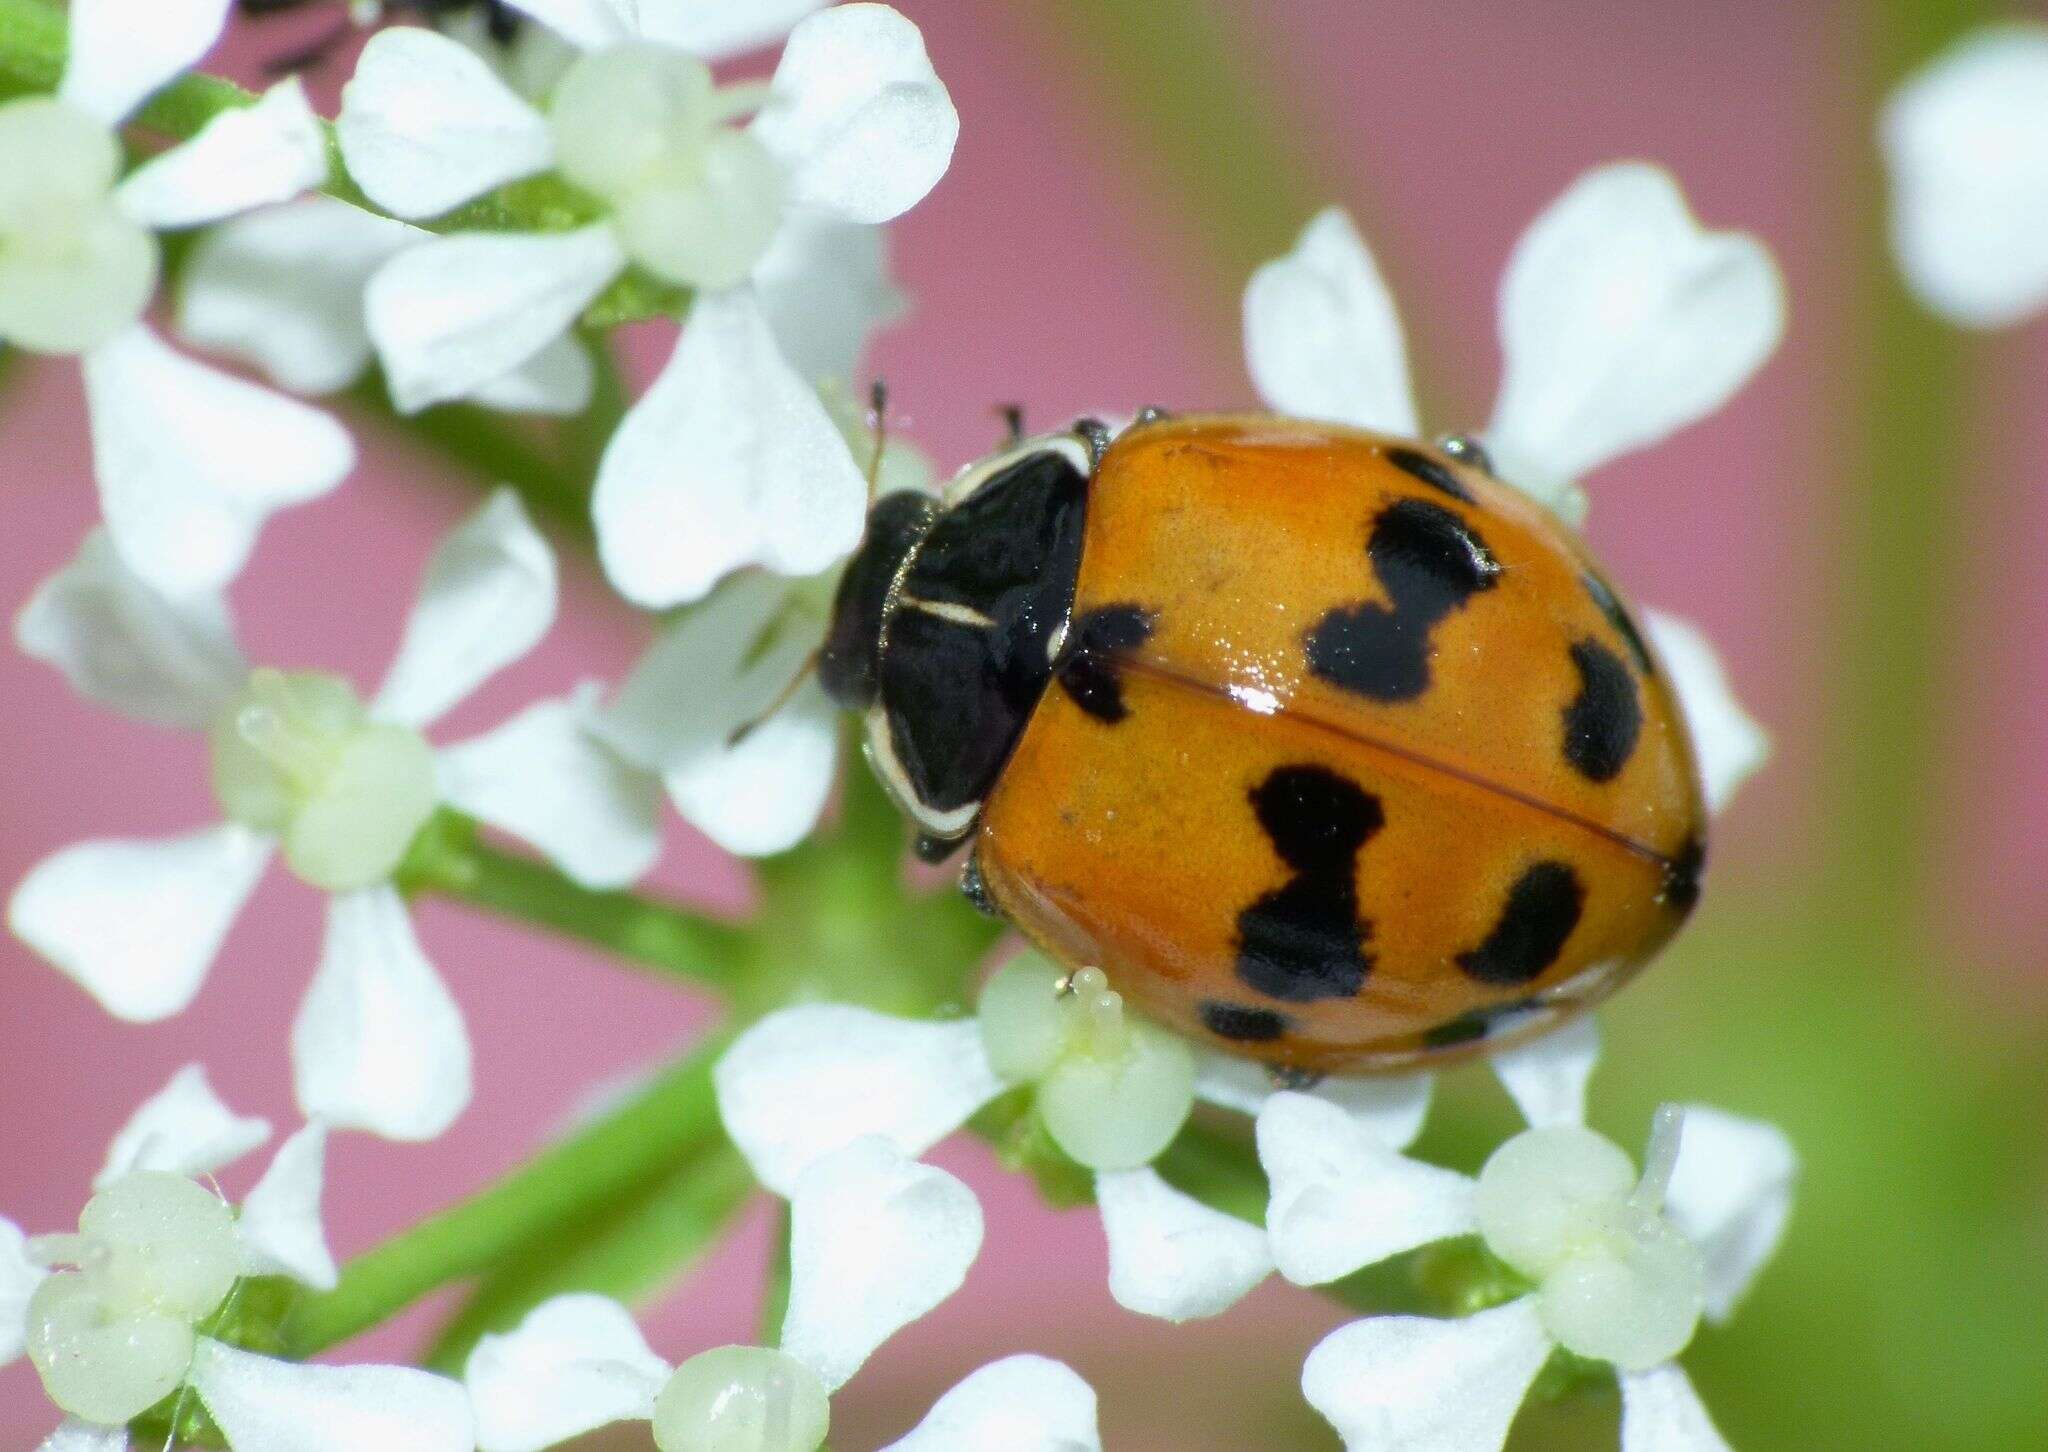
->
[726,646,823,749]
[865,378,891,504]
[998,403,1026,445]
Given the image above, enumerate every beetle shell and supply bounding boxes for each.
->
[967,415,1705,1073]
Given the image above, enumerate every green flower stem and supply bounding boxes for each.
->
[422,1136,755,1373]
[397,811,753,993]
[759,1201,793,1346]
[283,1033,732,1356]
[1821,0,2007,921]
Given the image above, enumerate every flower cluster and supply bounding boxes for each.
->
[11,0,1970,1445]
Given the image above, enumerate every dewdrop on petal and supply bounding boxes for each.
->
[652,1345,832,1452]
[548,44,784,290]
[0,98,158,354]
[209,669,438,892]
[979,958,1196,1171]
[1474,1105,1705,1371]
[24,1172,241,1424]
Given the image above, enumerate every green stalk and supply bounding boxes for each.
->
[1822,0,2007,922]
[423,1138,755,1373]
[283,1035,731,1355]
[397,812,753,993]
[758,1202,794,1347]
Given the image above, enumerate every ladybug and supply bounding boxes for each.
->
[819,412,1706,1075]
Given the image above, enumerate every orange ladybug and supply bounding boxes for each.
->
[819,412,1705,1075]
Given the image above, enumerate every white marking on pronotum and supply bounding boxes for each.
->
[900,596,996,629]
[942,432,1095,507]
[864,705,980,838]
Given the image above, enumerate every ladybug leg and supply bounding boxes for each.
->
[1266,1064,1325,1093]
[958,851,1004,919]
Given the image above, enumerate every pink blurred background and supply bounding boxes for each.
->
[4,0,2044,1444]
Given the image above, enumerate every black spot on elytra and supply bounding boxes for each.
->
[1235,766,1381,1003]
[1424,997,1549,1050]
[1562,639,1644,782]
[1307,498,1500,702]
[1662,836,1705,916]
[1581,572,1655,677]
[1056,604,1157,723]
[1456,861,1585,986]
[1385,445,1477,504]
[1199,1000,1291,1042]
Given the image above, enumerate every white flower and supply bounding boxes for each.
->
[8,494,660,1141]
[465,1137,1098,1452]
[1259,1066,1795,1452]
[1244,163,1778,810]
[593,389,930,857]
[4,1065,470,1452]
[720,954,1471,1325]
[176,196,599,415]
[336,0,958,608]
[1245,161,1784,526]
[0,0,353,598]
[1883,24,2048,327]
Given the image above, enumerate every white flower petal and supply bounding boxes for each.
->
[1192,1052,1434,1151]
[1882,25,2048,327]
[1663,1104,1797,1322]
[1301,1299,1551,1452]
[1243,206,1419,436]
[191,1338,474,1452]
[781,1138,983,1392]
[499,0,634,49]
[634,0,827,61]
[1490,1013,1600,1129]
[16,529,246,729]
[1485,162,1784,508]
[97,1062,270,1189]
[715,1005,1007,1196]
[1620,1363,1732,1452]
[178,198,418,396]
[1643,611,1768,816]
[1095,1166,1272,1323]
[752,216,906,382]
[593,288,868,608]
[600,574,839,856]
[115,79,327,230]
[366,225,624,413]
[9,825,271,1022]
[751,3,960,225]
[60,0,231,126]
[665,678,838,858]
[37,1423,127,1452]
[1256,1092,1476,1286]
[372,489,557,730]
[82,325,355,599]
[464,334,597,416]
[881,1355,1101,1452]
[601,571,806,767]
[465,1294,669,1452]
[438,684,661,889]
[338,27,554,220]
[292,886,473,1142]
[2,1218,48,1365]
[237,1124,338,1290]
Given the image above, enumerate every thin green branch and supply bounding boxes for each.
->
[398,812,753,993]
[423,1137,755,1374]
[283,1034,731,1356]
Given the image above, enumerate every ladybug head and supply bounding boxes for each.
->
[818,490,940,710]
